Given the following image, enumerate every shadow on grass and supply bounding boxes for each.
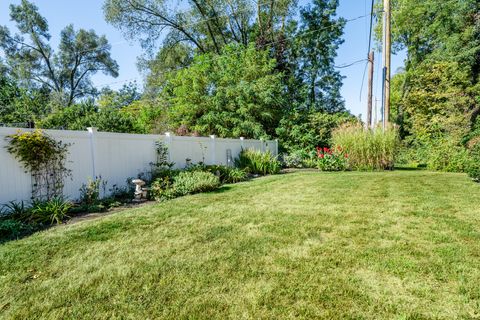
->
[211,185,234,194]
[394,166,427,171]
[0,223,50,244]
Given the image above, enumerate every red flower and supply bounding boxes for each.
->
[319,153,325,158]
[344,153,349,158]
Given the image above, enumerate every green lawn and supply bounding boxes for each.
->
[1,171,480,319]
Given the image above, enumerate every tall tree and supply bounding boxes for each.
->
[162,43,285,138]
[103,0,296,82]
[0,0,119,106]
[293,0,345,112]
[380,0,480,170]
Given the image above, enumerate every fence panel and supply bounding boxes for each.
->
[0,127,278,204]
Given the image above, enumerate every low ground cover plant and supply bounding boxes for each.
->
[150,171,220,201]
[186,164,248,184]
[235,149,281,175]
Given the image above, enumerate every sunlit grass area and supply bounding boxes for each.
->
[1,171,480,319]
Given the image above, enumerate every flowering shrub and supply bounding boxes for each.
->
[316,146,349,171]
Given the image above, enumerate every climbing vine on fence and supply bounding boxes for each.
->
[5,129,71,201]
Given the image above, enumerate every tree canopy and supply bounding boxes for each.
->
[0,0,119,106]
[379,0,480,170]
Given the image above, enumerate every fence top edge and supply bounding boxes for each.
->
[0,127,276,145]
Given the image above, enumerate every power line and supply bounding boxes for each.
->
[335,59,367,69]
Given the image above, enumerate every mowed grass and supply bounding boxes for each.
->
[1,171,480,319]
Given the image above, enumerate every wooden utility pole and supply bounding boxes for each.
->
[382,0,391,129]
[367,51,374,129]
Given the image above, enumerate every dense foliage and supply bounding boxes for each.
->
[150,171,220,202]
[103,0,347,146]
[332,124,398,170]
[381,0,480,171]
[1,0,349,154]
[0,0,118,106]
[235,149,281,175]
[6,130,71,200]
[163,44,285,138]
[315,146,349,171]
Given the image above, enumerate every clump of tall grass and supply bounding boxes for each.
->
[235,149,281,175]
[332,123,398,170]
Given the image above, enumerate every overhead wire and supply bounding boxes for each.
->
[359,0,376,101]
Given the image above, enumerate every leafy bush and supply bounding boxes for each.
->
[225,167,248,183]
[79,177,107,205]
[151,168,181,181]
[316,147,349,171]
[0,219,35,241]
[467,143,480,182]
[150,176,177,201]
[235,149,281,175]
[396,140,471,172]
[173,171,220,196]
[276,110,356,154]
[150,171,220,201]
[467,162,480,182]
[2,201,30,220]
[332,124,398,170]
[424,142,471,172]
[282,151,305,168]
[187,164,248,184]
[30,198,72,224]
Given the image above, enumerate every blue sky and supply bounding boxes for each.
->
[0,0,406,118]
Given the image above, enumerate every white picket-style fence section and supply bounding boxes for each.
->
[0,127,278,204]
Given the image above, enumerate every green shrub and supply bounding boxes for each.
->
[467,162,480,182]
[425,142,471,172]
[282,151,305,168]
[225,167,248,183]
[332,124,398,170]
[150,176,177,201]
[79,177,107,205]
[188,164,248,184]
[315,147,349,171]
[467,143,480,182]
[0,219,35,241]
[2,201,30,220]
[150,171,220,202]
[30,198,72,225]
[173,171,220,196]
[235,149,281,175]
[151,168,181,181]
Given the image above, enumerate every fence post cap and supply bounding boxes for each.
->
[87,127,97,133]
[210,134,216,139]
[165,131,172,137]
[240,137,244,140]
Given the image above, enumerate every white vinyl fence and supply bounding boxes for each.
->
[0,127,278,204]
